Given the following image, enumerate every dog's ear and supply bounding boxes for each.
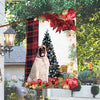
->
[36,48,38,53]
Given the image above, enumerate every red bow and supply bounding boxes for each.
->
[43,13,76,33]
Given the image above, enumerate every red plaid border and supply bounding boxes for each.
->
[25,18,39,82]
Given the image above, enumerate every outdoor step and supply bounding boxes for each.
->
[50,97,100,100]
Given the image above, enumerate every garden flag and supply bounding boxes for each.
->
[25,8,78,89]
[25,18,39,82]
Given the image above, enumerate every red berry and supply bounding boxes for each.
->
[42,21,45,23]
[45,82,49,87]
[43,81,49,87]
[37,79,42,84]
[65,78,71,84]
[39,83,42,86]
[69,34,71,36]
[55,86,59,88]
[68,8,76,19]
[60,14,66,19]
[55,81,59,85]
[52,78,56,84]
[46,19,49,22]
[43,81,47,84]
[40,86,43,89]
[28,82,32,85]
[31,81,35,85]
[72,43,75,47]
[41,16,44,19]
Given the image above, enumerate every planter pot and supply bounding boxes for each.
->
[97,77,100,84]
[10,97,16,100]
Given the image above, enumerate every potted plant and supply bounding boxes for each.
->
[91,85,99,98]
[78,68,97,84]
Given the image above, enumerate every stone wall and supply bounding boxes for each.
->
[47,86,100,99]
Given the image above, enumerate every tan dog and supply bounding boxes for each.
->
[27,45,50,82]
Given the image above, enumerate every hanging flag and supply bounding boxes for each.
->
[25,8,78,90]
[25,18,39,82]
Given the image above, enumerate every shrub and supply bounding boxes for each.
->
[91,85,99,98]
[45,97,49,100]
[78,68,97,84]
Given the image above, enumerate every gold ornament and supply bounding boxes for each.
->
[60,65,68,73]
[69,62,74,66]
[58,78,64,82]
[29,86,32,88]
[63,85,69,89]
[34,17,38,21]
[73,34,76,38]
[62,9,68,15]
[35,84,38,88]
[32,85,36,89]
[70,67,73,71]
[73,70,78,75]
[25,82,29,87]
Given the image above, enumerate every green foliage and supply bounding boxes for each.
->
[45,97,49,100]
[95,68,100,78]
[5,0,76,45]
[22,38,27,49]
[77,3,100,72]
[78,68,97,83]
[91,85,99,98]
[4,79,17,100]
[4,79,9,93]
[4,78,17,93]
[18,78,25,87]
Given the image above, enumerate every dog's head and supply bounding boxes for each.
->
[37,45,47,57]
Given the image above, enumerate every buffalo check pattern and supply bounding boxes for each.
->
[25,18,39,82]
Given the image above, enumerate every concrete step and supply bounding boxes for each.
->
[50,97,100,100]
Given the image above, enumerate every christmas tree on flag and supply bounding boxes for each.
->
[42,30,61,78]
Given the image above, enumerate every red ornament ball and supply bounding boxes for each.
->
[31,81,35,85]
[61,81,67,87]
[40,86,43,89]
[65,77,71,84]
[55,81,59,85]
[43,81,49,87]
[68,78,78,89]
[37,79,42,86]
[51,78,56,84]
